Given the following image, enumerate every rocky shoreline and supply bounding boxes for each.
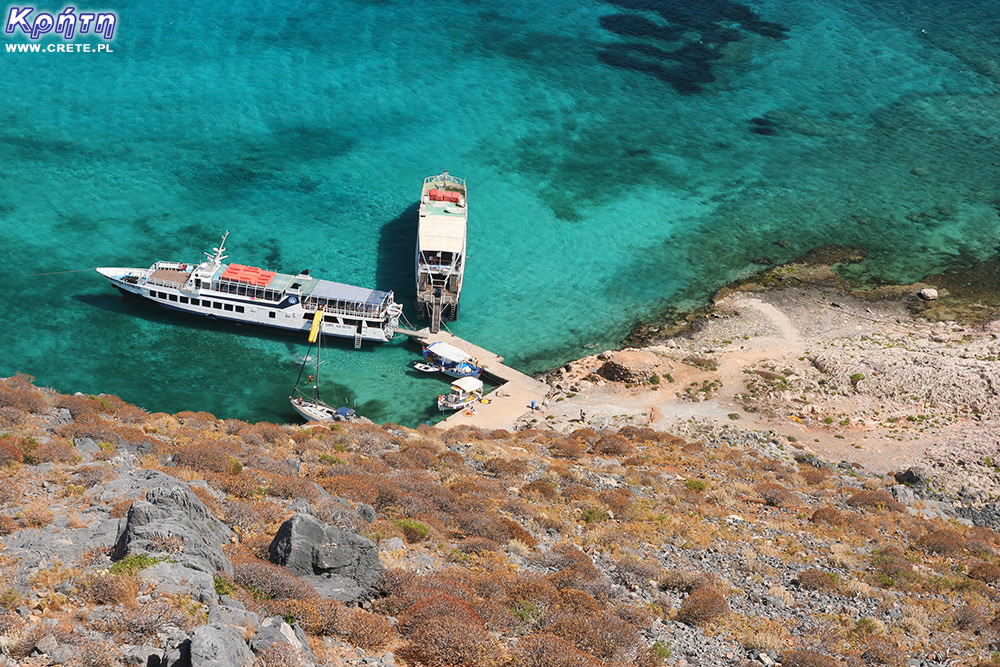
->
[527,255,1000,516]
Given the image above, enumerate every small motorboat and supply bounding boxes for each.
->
[412,361,441,373]
[437,377,484,412]
[423,341,481,379]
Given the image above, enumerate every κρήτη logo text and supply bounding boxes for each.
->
[4,6,116,40]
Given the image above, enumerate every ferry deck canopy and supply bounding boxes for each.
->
[419,213,466,255]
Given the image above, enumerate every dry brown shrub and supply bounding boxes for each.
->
[71,464,115,488]
[611,556,660,590]
[0,374,47,414]
[212,472,264,499]
[782,649,842,667]
[33,439,78,463]
[253,643,309,667]
[339,609,396,651]
[800,467,831,485]
[598,488,633,516]
[0,438,23,466]
[558,587,601,615]
[810,506,847,526]
[95,599,193,643]
[80,572,140,606]
[373,568,418,600]
[223,418,253,435]
[55,393,101,418]
[484,457,529,478]
[954,604,988,631]
[547,611,643,662]
[676,587,728,626]
[232,556,318,600]
[967,561,1000,583]
[401,616,503,667]
[55,413,118,444]
[916,528,966,556]
[795,569,838,592]
[250,422,287,444]
[319,474,378,506]
[266,474,319,501]
[22,505,54,528]
[456,536,499,555]
[0,515,18,536]
[846,489,903,512]
[174,440,237,473]
[510,633,600,667]
[660,569,715,592]
[549,438,587,460]
[858,637,904,666]
[969,525,1000,545]
[593,434,634,457]
[755,483,794,507]
[76,640,128,667]
[562,483,596,502]
[398,594,483,636]
[265,597,346,635]
[109,499,136,519]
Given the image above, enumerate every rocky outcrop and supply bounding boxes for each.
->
[597,350,661,383]
[249,616,315,661]
[112,471,233,576]
[268,513,382,603]
[190,624,256,667]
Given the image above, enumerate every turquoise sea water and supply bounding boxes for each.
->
[2,0,999,425]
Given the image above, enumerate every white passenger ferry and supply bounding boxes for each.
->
[416,170,467,333]
[96,232,403,347]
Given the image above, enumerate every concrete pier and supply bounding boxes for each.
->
[397,328,550,430]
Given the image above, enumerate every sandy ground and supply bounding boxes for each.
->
[522,286,1000,497]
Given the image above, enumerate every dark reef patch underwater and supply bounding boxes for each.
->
[0,0,998,425]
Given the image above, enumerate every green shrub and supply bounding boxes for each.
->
[580,507,609,523]
[393,518,430,542]
[110,553,168,576]
[684,479,707,493]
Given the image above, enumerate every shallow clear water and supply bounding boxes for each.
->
[2,0,999,425]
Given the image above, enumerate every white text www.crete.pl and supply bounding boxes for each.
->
[6,42,113,52]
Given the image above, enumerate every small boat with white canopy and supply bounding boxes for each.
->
[422,341,481,378]
[437,377,484,411]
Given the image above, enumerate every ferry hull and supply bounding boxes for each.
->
[98,269,399,344]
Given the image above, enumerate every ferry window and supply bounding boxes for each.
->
[168,294,178,302]
[213,302,222,310]
[224,304,233,311]
[269,312,276,319]
[235,306,244,313]
[179,297,189,304]
[190,299,199,306]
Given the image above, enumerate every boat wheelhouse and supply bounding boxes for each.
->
[416,170,467,333]
[422,341,481,379]
[97,232,402,347]
[437,376,484,412]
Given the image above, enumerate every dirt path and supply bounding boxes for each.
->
[533,290,933,475]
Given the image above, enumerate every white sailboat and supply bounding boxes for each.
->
[290,310,357,423]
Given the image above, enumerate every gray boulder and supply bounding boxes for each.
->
[249,616,314,660]
[122,645,163,666]
[889,484,916,506]
[268,513,382,603]
[190,624,255,667]
[113,474,233,576]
